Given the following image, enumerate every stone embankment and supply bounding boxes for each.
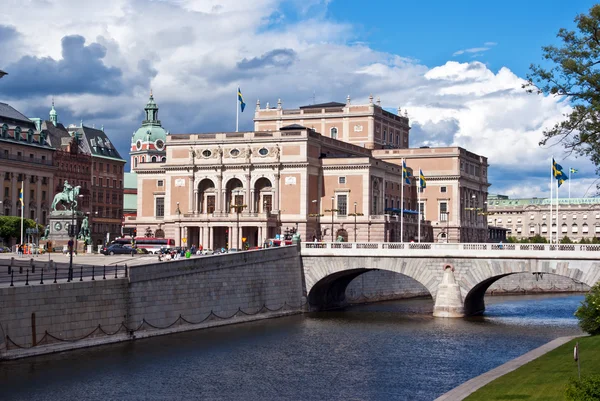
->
[0,246,305,360]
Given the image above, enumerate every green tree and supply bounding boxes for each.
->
[575,282,600,335]
[593,237,600,244]
[525,5,600,174]
[561,235,573,244]
[530,234,548,243]
[580,237,590,244]
[0,216,39,244]
[507,236,519,243]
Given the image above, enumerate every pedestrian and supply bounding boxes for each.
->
[313,235,318,242]
[498,241,503,250]
[130,246,135,257]
[17,244,23,256]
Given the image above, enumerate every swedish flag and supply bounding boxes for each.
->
[553,158,568,187]
[570,168,578,174]
[19,186,23,206]
[402,160,412,185]
[238,87,246,113]
[419,169,426,189]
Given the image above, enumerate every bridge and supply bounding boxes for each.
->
[300,242,600,316]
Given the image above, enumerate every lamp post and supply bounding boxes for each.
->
[324,196,337,242]
[308,199,323,240]
[347,202,364,242]
[230,203,246,249]
[68,194,84,281]
[353,202,357,242]
[445,211,450,243]
[176,202,181,247]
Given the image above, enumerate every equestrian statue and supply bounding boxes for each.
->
[51,181,82,211]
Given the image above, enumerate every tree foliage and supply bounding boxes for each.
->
[525,5,600,174]
[565,374,600,400]
[0,216,40,243]
[575,282,600,335]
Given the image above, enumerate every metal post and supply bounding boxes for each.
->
[25,269,29,285]
[79,265,83,281]
[446,211,450,243]
[176,202,181,247]
[69,205,74,281]
[40,269,43,285]
[53,267,57,284]
[331,196,334,242]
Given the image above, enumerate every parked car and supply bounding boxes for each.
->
[228,248,240,253]
[201,249,214,255]
[101,244,134,255]
[136,247,150,254]
[0,246,11,253]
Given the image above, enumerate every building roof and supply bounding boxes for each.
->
[72,125,125,161]
[299,102,346,110]
[0,102,36,129]
[132,93,168,144]
[124,172,137,189]
[123,193,137,212]
[488,197,600,207]
[280,124,309,130]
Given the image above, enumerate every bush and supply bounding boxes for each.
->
[565,375,600,400]
[561,236,573,244]
[575,282,600,335]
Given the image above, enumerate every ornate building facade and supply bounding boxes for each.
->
[131,94,433,249]
[0,102,55,228]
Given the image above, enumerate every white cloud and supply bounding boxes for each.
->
[453,42,497,57]
[0,1,593,197]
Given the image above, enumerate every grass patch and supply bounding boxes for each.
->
[464,336,600,401]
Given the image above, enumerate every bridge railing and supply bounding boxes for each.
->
[302,242,600,253]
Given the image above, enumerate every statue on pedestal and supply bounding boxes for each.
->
[77,216,91,243]
[50,181,81,212]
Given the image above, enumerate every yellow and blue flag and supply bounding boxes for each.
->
[552,158,568,188]
[402,160,411,185]
[19,186,23,206]
[238,87,246,112]
[570,168,578,174]
[419,169,426,189]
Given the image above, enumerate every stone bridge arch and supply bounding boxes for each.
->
[303,256,440,311]
[302,255,600,316]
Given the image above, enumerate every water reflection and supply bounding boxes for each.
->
[0,294,584,401]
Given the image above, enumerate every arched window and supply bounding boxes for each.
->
[383,130,387,142]
[330,127,338,139]
[151,156,157,163]
[572,223,578,233]
[561,223,568,233]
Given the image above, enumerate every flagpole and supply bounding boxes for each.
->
[568,168,571,200]
[236,86,239,133]
[417,167,421,243]
[556,180,559,244]
[549,157,553,244]
[400,159,404,243]
[20,182,24,252]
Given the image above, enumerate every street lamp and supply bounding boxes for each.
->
[308,199,323,240]
[324,196,337,242]
[176,202,181,247]
[68,194,84,281]
[348,201,364,242]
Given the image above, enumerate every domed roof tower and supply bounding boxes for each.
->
[130,90,168,170]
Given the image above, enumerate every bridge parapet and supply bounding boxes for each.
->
[301,242,600,259]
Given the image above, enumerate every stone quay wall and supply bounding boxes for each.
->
[0,246,304,357]
[0,279,129,349]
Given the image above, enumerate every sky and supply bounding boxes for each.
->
[0,0,598,198]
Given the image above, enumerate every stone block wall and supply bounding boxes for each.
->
[0,279,129,349]
[127,246,304,328]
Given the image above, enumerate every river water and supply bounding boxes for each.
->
[0,294,584,401]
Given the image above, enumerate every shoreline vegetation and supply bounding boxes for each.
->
[464,335,600,401]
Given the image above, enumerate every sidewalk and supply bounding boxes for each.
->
[434,335,583,401]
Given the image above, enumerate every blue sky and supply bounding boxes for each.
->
[0,0,597,197]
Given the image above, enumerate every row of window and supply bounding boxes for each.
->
[3,149,48,162]
[3,172,50,184]
[92,191,122,205]
[492,213,600,224]
[93,177,122,189]
[93,162,123,174]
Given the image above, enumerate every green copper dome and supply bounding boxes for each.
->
[131,91,168,143]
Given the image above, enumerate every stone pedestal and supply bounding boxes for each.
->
[45,211,84,252]
[433,264,465,318]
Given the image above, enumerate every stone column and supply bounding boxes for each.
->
[245,174,251,212]
[193,189,199,214]
[250,189,256,213]
[258,226,263,246]
[273,173,280,214]
[433,264,465,318]
[23,175,29,219]
[11,173,17,216]
[36,176,41,222]
[216,175,223,212]
[222,189,227,214]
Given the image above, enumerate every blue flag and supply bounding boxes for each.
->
[419,169,426,189]
[402,160,411,185]
[238,87,246,113]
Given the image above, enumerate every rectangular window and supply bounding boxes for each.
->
[42,191,46,201]
[4,172,9,180]
[542,225,548,233]
[113,179,116,188]
[207,196,216,213]
[583,225,589,233]
[418,201,425,221]
[30,189,34,199]
[583,214,588,219]
[530,214,535,220]
[337,194,347,216]
[119,180,122,189]
[530,226,535,233]
[542,214,547,220]
[157,180,164,187]
[517,218,522,223]
[4,187,8,197]
[439,202,448,221]
[440,186,447,193]
[106,164,110,173]
[507,218,512,223]
[338,177,346,184]
[155,197,164,217]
